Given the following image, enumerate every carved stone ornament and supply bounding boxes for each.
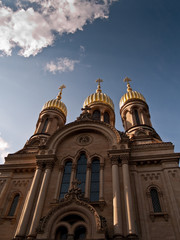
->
[37,184,106,234]
[76,106,93,121]
[111,156,119,165]
[76,134,92,146]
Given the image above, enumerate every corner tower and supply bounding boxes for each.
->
[34,85,67,136]
[120,77,161,142]
[83,78,115,126]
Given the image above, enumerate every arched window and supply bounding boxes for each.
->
[134,109,140,125]
[42,118,49,133]
[59,161,72,199]
[90,159,100,201]
[76,154,87,194]
[104,112,110,124]
[150,188,162,213]
[74,226,86,240]
[55,226,68,240]
[92,110,100,121]
[8,193,20,216]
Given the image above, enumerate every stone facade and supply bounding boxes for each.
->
[0,82,179,240]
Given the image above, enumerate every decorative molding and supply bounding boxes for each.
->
[168,170,177,178]
[150,212,169,222]
[76,134,93,146]
[12,180,29,187]
[141,173,160,181]
[37,186,106,234]
[110,156,119,165]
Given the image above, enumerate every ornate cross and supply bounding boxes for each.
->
[81,105,91,113]
[123,77,132,92]
[96,78,103,93]
[57,84,66,100]
[123,77,131,84]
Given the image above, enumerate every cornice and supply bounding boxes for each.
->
[130,142,174,152]
[0,163,35,172]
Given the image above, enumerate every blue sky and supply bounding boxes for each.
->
[0,0,180,163]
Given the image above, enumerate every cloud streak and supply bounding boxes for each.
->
[0,136,9,164]
[46,57,79,74]
[0,0,116,57]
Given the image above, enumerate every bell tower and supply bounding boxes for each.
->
[34,85,67,136]
[120,77,161,142]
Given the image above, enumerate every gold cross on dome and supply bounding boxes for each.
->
[57,84,66,100]
[96,78,103,93]
[123,77,131,84]
[123,77,132,92]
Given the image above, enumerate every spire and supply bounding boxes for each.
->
[123,77,132,92]
[57,84,66,100]
[96,78,103,93]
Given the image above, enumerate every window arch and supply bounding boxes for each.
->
[42,118,49,133]
[134,109,140,125]
[104,112,110,124]
[150,188,162,213]
[59,161,72,199]
[92,110,100,121]
[8,193,20,216]
[90,159,100,201]
[76,153,87,194]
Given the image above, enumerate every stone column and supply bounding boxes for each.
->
[121,158,137,238]
[27,161,54,239]
[130,109,135,126]
[53,165,64,201]
[14,163,43,239]
[111,157,123,239]
[84,163,91,199]
[46,117,53,133]
[99,163,104,200]
[35,119,43,134]
[139,109,145,124]
[0,173,13,210]
[69,164,76,189]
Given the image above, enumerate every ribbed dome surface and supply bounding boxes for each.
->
[83,92,114,110]
[42,99,67,116]
[120,90,146,108]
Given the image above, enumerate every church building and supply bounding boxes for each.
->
[0,78,179,240]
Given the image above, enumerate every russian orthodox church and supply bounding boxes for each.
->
[0,78,179,240]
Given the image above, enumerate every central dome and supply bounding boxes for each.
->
[83,79,114,110]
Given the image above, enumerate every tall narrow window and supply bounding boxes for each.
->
[8,194,20,216]
[104,112,110,124]
[134,109,140,125]
[59,161,72,199]
[150,188,162,213]
[74,226,86,240]
[42,118,49,133]
[76,154,87,194]
[90,159,100,201]
[55,226,68,240]
[92,110,100,121]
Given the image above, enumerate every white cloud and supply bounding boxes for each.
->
[0,0,117,57]
[0,136,9,164]
[46,57,79,74]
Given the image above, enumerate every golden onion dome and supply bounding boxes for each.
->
[119,77,146,108]
[83,78,114,110]
[42,85,67,117]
